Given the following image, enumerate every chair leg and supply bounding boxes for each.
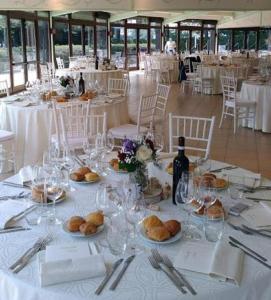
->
[233,107,237,134]
[219,106,225,128]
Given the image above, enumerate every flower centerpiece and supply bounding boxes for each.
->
[117,137,157,190]
[59,76,74,88]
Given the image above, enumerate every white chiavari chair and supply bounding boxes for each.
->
[108,94,157,143]
[108,78,128,96]
[169,114,215,159]
[0,80,9,97]
[155,83,170,123]
[192,64,214,95]
[220,75,256,134]
[56,57,65,69]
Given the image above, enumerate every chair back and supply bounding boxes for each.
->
[220,75,237,107]
[0,80,9,96]
[137,94,157,133]
[40,64,49,81]
[86,101,107,137]
[56,57,65,69]
[108,78,128,96]
[155,83,170,120]
[169,114,215,159]
[192,61,200,73]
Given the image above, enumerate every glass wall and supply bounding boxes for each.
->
[218,29,232,52]
[53,21,69,66]
[38,20,50,63]
[191,30,201,53]
[247,30,257,50]
[25,21,37,81]
[150,28,161,52]
[233,30,245,50]
[84,26,94,56]
[203,29,215,52]
[71,25,83,56]
[179,30,190,52]
[96,25,107,58]
[164,28,178,45]
[259,29,271,51]
[0,15,10,88]
[111,26,125,60]
[127,28,137,68]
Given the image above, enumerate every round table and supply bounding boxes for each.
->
[240,81,271,133]
[55,69,123,90]
[0,98,129,169]
[0,157,271,300]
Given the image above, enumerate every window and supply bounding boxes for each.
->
[179,30,190,52]
[259,29,271,50]
[203,29,215,52]
[247,30,257,50]
[96,25,107,58]
[191,30,201,53]
[218,29,232,52]
[38,20,50,63]
[111,26,124,60]
[233,30,245,50]
[180,20,201,27]
[0,15,10,88]
[127,17,148,24]
[25,20,37,81]
[84,26,94,56]
[54,21,69,65]
[164,28,177,44]
[71,25,83,56]
[150,28,161,52]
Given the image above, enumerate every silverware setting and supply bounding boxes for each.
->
[109,255,135,290]
[0,227,31,234]
[209,166,238,173]
[229,241,271,270]
[245,196,271,202]
[227,222,253,235]
[95,258,123,295]
[150,249,196,295]
[6,205,38,225]
[239,186,271,193]
[241,225,271,238]
[10,234,53,273]
[0,191,31,201]
[2,181,31,189]
[228,236,268,262]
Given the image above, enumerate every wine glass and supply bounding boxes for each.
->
[175,172,201,240]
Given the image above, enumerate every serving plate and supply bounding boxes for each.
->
[62,221,105,238]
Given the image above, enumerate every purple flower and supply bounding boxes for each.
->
[123,139,136,152]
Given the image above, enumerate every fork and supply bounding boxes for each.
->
[148,256,185,293]
[11,234,53,273]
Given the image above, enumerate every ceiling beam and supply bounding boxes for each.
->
[51,11,79,17]
[163,12,204,24]
[218,11,259,26]
[109,11,139,22]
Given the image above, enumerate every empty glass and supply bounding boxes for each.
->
[204,206,224,242]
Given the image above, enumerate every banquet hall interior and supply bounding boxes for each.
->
[0,0,271,299]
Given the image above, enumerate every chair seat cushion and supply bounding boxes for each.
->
[108,124,149,139]
[0,130,15,142]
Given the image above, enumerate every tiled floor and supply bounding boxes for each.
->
[127,71,271,179]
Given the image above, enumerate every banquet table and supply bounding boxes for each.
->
[0,157,271,300]
[240,81,271,133]
[55,69,123,90]
[0,97,129,169]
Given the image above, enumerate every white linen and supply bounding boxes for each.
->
[0,200,29,228]
[1,158,271,300]
[240,82,271,132]
[201,66,222,94]
[174,240,244,285]
[241,203,271,228]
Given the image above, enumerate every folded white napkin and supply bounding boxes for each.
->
[12,100,33,107]
[241,202,271,228]
[19,165,33,184]
[39,254,106,287]
[224,169,261,188]
[0,200,29,228]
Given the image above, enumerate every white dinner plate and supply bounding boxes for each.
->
[139,226,182,245]
[31,191,66,205]
[62,221,105,238]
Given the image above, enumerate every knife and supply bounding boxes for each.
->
[2,182,31,189]
[245,197,271,202]
[0,227,31,234]
[209,166,238,173]
[241,225,271,238]
[229,236,267,262]
[229,242,271,270]
[109,255,135,290]
[7,205,37,224]
[95,258,123,295]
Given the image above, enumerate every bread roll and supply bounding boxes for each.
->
[143,215,163,231]
[70,172,84,181]
[206,206,224,219]
[77,167,91,176]
[67,216,85,232]
[79,222,97,235]
[84,172,99,182]
[164,220,181,236]
[85,211,104,226]
[147,226,171,241]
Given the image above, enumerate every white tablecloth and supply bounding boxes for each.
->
[55,69,123,90]
[0,98,129,169]
[201,66,221,94]
[240,82,271,133]
[0,158,271,300]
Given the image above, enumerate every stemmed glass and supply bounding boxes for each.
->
[175,172,201,240]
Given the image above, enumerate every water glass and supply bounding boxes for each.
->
[204,207,224,242]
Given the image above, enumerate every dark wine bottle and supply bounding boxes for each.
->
[78,72,85,95]
[95,56,99,70]
[172,136,189,205]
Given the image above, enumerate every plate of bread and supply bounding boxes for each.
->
[63,211,104,237]
[70,167,100,183]
[140,215,182,244]
[193,173,228,190]
[191,198,226,219]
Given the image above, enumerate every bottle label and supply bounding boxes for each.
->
[178,146,185,150]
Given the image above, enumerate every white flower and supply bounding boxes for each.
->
[136,145,153,162]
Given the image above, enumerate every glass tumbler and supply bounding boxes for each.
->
[204,206,224,242]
